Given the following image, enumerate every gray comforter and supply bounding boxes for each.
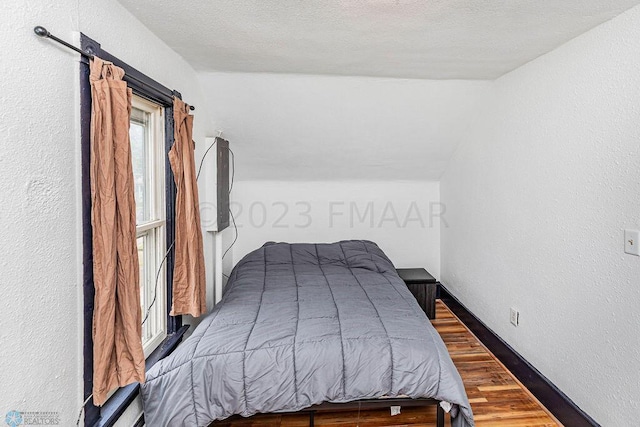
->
[141,240,474,427]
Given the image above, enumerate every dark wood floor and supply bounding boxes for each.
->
[211,301,561,427]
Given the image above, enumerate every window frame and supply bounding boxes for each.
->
[80,33,188,427]
[130,96,168,357]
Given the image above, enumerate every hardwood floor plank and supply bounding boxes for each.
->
[476,385,522,392]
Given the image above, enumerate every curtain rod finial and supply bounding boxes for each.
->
[34,26,50,38]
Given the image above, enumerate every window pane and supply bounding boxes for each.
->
[130,108,150,223]
[132,96,166,357]
[137,235,151,342]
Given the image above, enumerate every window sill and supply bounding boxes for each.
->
[96,325,189,427]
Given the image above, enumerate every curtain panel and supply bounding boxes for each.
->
[169,98,207,317]
[89,57,145,406]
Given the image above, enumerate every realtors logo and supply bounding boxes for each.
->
[5,411,22,427]
[4,411,59,426]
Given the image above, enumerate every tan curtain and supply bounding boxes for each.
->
[169,98,206,317]
[89,57,145,406]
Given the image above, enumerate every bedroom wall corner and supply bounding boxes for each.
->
[440,4,640,425]
[196,71,491,278]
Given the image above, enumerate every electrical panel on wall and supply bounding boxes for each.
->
[216,137,230,231]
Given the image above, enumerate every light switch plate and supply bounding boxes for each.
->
[510,308,519,326]
[624,229,640,256]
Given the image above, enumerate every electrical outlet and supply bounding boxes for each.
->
[510,308,519,326]
[625,229,640,256]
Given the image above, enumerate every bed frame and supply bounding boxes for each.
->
[297,397,445,427]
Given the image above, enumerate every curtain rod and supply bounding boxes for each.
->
[34,26,195,111]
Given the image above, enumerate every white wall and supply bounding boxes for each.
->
[227,181,442,276]
[198,72,489,276]
[0,1,211,425]
[0,1,81,425]
[198,72,490,181]
[440,5,640,425]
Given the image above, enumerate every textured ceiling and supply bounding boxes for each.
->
[117,0,639,79]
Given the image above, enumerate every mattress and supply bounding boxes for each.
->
[141,240,474,427]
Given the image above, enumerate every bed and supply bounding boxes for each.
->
[141,240,474,427]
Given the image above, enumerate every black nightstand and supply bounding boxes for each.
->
[396,268,439,320]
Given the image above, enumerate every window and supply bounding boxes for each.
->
[80,33,188,426]
[130,96,167,356]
